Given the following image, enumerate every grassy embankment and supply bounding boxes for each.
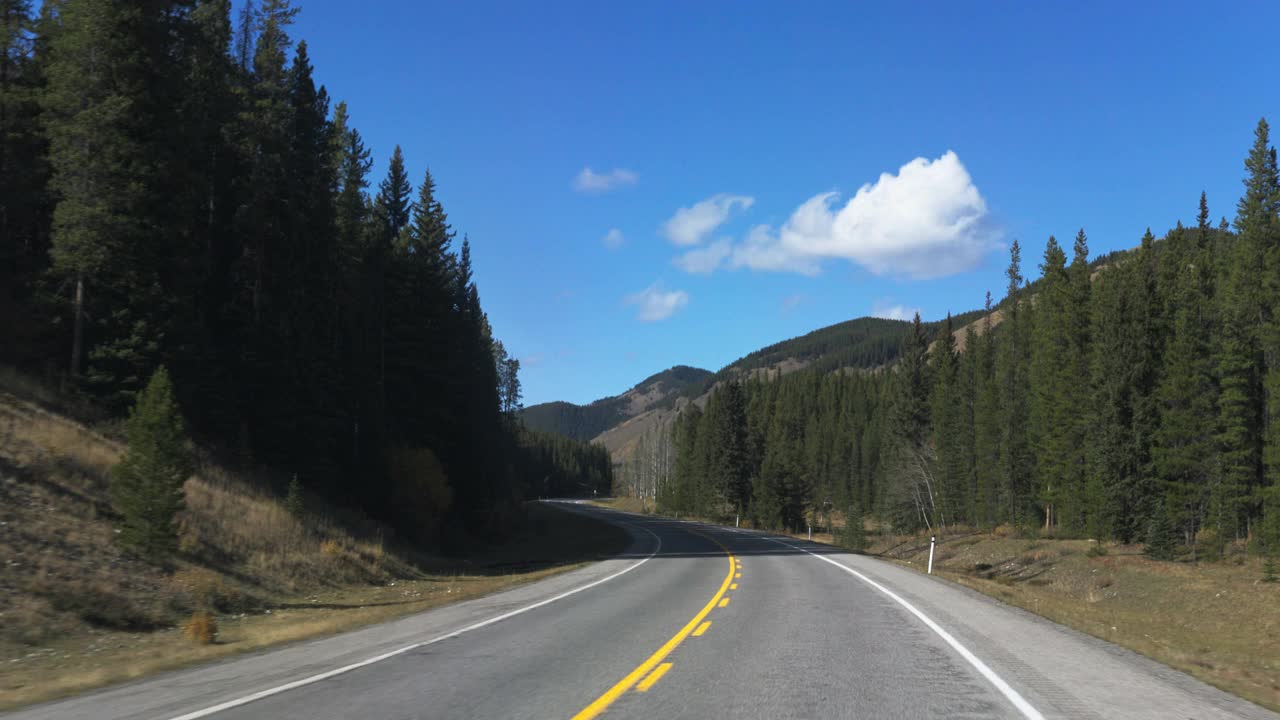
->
[589,496,1280,711]
[0,368,628,710]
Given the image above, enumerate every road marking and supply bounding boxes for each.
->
[766,538,1045,720]
[717,597,730,608]
[571,545,735,719]
[636,662,673,692]
[735,573,742,579]
[730,583,738,590]
[692,621,711,637]
[166,515,664,720]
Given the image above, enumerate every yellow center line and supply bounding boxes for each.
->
[635,663,673,692]
[735,573,742,579]
[717,597,730,608]
[692,621,711,637]
[730,583,738,590]
[570,541,735,720]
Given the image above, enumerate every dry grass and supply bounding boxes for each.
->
[869,531,1280,712]
[0,563,584,710]
[587,496,650,514]
[0,370,629,711]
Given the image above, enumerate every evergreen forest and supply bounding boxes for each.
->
[633,120,1280,563]
[0,0,611,544]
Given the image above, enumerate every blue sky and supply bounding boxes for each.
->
[286,0,1280,405]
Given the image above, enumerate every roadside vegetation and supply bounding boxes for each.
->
[874,530,1280,713]
[0,369,628,710]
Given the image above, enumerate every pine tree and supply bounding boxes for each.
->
[1060,230,1093,532]
[1214,120,1274,541]
[884,313,939,531]
[706,379,751,515]
[930,313,965,525]
[997,241,1033,526]
[1154,224,1216,549]
[42,0,178,401]
[973,292,1002,528]
[1029,236,1070,530]
[1091,230,1160,542]
[364,145,412,453]
[840,501,867,552]
[1,0,51,325]
[110,367,194,560]
[1144,500,1178,561]
[285,474,304,517]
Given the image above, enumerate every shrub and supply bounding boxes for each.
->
[109,367,193,560]
[285,474,304,518]
[1194,527,1223,562]
[384,447,452,540]
[838,504,867,552]
[1086,543,1108,558]
[184,610,217,644]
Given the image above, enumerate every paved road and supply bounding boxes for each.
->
[9,502,1277,720]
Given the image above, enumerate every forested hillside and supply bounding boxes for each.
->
[0,0,609,543]
[521,365,711,441]
[647,120,1280,566]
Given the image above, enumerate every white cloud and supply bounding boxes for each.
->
[602,228,625,250]
[871,298,921,321]
[624,282,689,322]
[661,194,754,246]
[730,152,996,279]
[574,167,638,193]
[733,224,822,275]
[673,238,732,273]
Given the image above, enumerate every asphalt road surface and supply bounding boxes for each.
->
[9,502,1277,720]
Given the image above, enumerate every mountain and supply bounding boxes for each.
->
[532,235,1189,464]
[672,312,988,404]
[532,313,988,468]
[520,365,714,441]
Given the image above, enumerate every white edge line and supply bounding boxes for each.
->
[167,516,662,720]
[766,537,1045,720]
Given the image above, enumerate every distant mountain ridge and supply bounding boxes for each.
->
[525,313,986,465]
[520,365,713,441]
[529,227,1224,468]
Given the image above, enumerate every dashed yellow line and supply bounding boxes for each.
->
[636,662,673,692]
[692,621,711,637]
[730,583,738,590]
[570,546,735,720]
[718,597,730,608]
[735,573,742,579]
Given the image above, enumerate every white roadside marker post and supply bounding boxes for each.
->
[735,514,739,528]
[808,525,812,540]
[928,536,936,575]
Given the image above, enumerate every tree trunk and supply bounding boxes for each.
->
[70,274,84,377]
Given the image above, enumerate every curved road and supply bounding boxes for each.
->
[10,502,1276,720]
